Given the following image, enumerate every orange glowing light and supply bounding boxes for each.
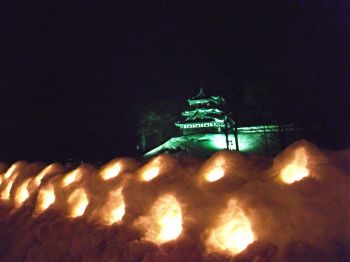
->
[140,156,165,182]
[100,188,125,225]
[67,188,89,217]
[109,201,125,223]
[205,167,225,182]
[35,183,56,213]
[280,148,309,184]
[3,164,18,180]
[141,166,160,182]
[100,162,121,181]
[206,200,255,255]
[33,164,55,187]
[0,164,23,201]
[14,178,32,207]
[0,180,15,200]
[203,158,226,182]
[61,169,82,187]
[0,172,19,201]
[137,194,183,244]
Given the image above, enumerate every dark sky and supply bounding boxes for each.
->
[1,0,349,162]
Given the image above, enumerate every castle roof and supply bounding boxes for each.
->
[187,88,225,106]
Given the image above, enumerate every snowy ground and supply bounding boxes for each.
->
[0,140,349,261]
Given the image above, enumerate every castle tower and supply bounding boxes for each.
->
[143,89,290,158]
[175,89,235,137]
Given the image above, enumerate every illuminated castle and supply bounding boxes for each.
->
[175,88,234,135]
[143,90,299,158]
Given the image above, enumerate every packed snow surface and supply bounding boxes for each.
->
[0,140,349,261]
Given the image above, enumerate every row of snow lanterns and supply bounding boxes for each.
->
[0,147,310,256]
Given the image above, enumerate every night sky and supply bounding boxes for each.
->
[1,0,349,162]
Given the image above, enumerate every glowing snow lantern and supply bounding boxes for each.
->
[108,200,125,224]
[100,162,122,181]
[0,179,16,200]
[14,178,32,207]
[280,148,309,184]
[33,164,55,187]
[205,166,225,182]
[141,166,160,181]
[100,188,125,225]
[0,167,19,201]
[67,188,89,217]
[3,164,18,180]
[0,163,20,200]
[206,200,254,255]
[140,156,165,182]
[35,183,56,213]
[61,169,82,187]
[137,194,183,244]
[204,158,226,182]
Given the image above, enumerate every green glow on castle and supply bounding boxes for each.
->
[143,89,297,158]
